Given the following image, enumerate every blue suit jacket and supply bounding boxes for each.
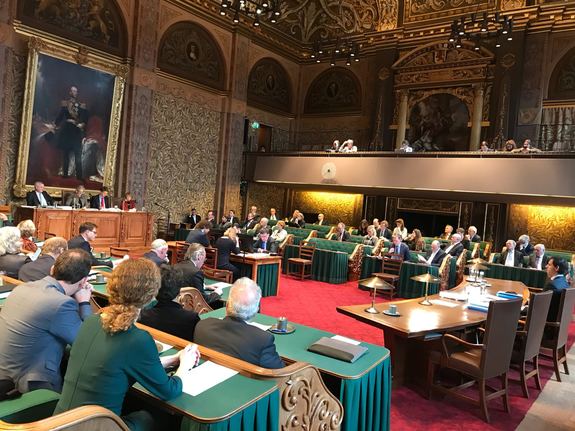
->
[0,276,92,392]
[390,242,411,262]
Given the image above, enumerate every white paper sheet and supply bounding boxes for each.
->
[439,291,467,301]
[208,282,229,289]
[154,340,173,353]
[248,321,272,331]
[429,299,459,308]
[180,361,238,396]
[331,335,361,345]
[245,252,271,258]
[0,291,11,299]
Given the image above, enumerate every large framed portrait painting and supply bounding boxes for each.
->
[14,37,126,197]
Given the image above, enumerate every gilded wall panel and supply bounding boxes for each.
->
[293,191,363,226]
[508,204,575,251]
[0,49,26,203]
[247,183,286,218]
[404,0,495,23]
[147,92,220,223]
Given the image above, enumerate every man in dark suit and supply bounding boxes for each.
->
[194,277,284,369]
[26,181,54,207]
[497,239,523,267]
[18,237,68,282]
[316,213,326,225]
[253,229,278,254]
[379,220,392,240]
[543,257,570,321]
[184,208,201,228]
[443,233,465,258]
[389,234,411,261]
[418,240,446,267]
[139,266,200,340]
[185,220,211,247]
[173,243,222,308]
[142,239,169,267]
[89,187,111,209]
[248,205,261,223]
[67,222,112,267]
[527,244,549,270]
[242,213,258,230]
[517,234,533,257]
[332,222,350,242]
[0,250,93,393]
[467,226,482,243]
[226,210,237,226]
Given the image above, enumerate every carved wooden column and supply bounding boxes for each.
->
[469,84,484,151]
[0,0,15,202]
[395,90,408,149]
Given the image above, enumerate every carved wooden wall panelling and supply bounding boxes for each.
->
[518,34,546,127]
[247,183,286,218]
[304,67,361,114]
[157,21,226,91]
[398,198,459,214]
[459,202,473,230]
[292,191,363,226]
[548,46,575,100]
[275,0,397,43]
[17,0,127,56]
[247,57,292,114]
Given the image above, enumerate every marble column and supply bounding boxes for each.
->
[395,90,408,150]
[469,84,485,151]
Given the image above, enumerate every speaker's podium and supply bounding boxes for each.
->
[15,206,153,249]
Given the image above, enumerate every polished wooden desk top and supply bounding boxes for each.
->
[337,278,528,339]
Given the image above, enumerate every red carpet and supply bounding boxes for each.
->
[261,274,575,431]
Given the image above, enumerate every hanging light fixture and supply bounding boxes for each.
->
[309,38,360,66]
[447,12,514,50]
[221,0,281,27]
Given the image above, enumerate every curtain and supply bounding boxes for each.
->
[539,106,575,151]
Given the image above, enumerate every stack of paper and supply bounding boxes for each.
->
[439,290,467,301]
[180,361,238,396]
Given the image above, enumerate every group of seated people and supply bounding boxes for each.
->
[24,181,137,211]
[396,138,544,153]
[326,139,358,153]
[0,218,286,429]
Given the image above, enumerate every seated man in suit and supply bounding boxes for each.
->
[139,265,199,341]
[253,229,278,254]
[142,239,169,267]
[185,220,211,247]
[242,212,258,230]
[316,213,326,225]
[443,233,465,258]
[417,240,446,267]
[63,185,88,208]
[194,277,284,369]
[18,236,68,282]
[527,243,549,270]
[173,243,222,308]
[466,225,481,243]
[90,187,111,209]
[543,257,570,322]
[67,222,113,267]
[269,208,278,221]
[0,249,93,393]
[439,224,453,240]
[379,220,392,240]
[517,234,533,257]
[332,222,350,242]
[255,217,269,236]
[26,181,54,207]
[388,234,410,261]
[183,207,201,228]
[497,239,523,267]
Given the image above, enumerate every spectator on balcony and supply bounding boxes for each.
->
[327,140,340,152]
[513,139,542,154]
[503,139,516,152]
[397,140,413,153]
[339,139,357,153]
[479,141,492,152]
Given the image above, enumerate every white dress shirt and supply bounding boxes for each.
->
[37,192,47,207]
[505,251,515,267]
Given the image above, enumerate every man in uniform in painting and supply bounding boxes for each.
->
[55,86,88,180]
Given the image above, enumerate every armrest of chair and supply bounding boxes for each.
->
[545,321,560,328]
[517,319,526,327]
[441,333,483,357]
[528,287,543,293]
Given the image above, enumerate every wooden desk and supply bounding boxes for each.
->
[231,253,282,296]
[14,207,153,248]
[202,309,392,431]
[337,278,528,389]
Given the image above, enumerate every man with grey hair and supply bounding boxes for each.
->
[497,239,523,267]
[527,244,548,270]
[418,240,446,267]
[517,234,533,257]
[443,233,465,257]
[332,222,350,242]
[142,239,169,267]
[467,226,481,243]
[174,243,222,308]
[193,278,284,369]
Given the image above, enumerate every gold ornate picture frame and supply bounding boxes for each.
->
[13,36,127,198]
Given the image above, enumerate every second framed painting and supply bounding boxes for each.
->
[14,37,126,197]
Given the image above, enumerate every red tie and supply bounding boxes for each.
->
[100,197,104,208]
